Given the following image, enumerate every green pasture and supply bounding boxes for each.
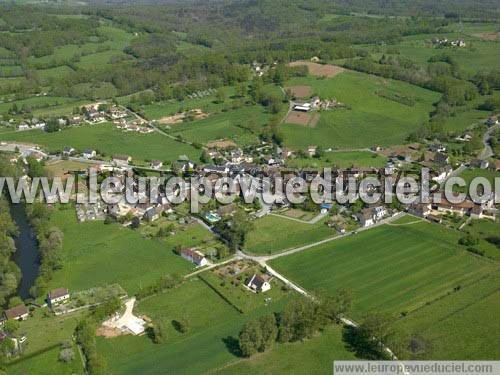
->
[8,345,84,375]
[96,278,294,374]
[281,71,439,149]
[394,271,500,359]
[0,123,200,163]
[44,207,200,295]
[269,221,498,319]
[286,151,387,169]
[245,215,335,255]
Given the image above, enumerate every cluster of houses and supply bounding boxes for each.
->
[186,88,217,100]
[432,37,466,47]
[16,118,46,131]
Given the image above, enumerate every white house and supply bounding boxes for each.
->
[357,208,375,227]
[180,248,208,267]
[150,160,163,170]
[112,154,131,166]
[245,274,271,293]
[372,206,387,221]
[47,288,70,307]
[82,149,96,159]
[4,304,29,321]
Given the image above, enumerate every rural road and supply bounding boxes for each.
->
[479,123,499,160]
[269,211,327,224]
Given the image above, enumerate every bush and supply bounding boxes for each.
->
[59,348,75,363]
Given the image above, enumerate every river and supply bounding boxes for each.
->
[10,203,40,300]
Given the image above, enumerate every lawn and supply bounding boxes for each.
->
[394,271,500,359]
[199,262,291,313]
[281,71,439,149]
[8,344,84,375]
[245,215,335,255]
[0,123,200,163]
[44,207,208,295]
[269,221,498,319]
[96,278,295,374]
[286,151,387,169]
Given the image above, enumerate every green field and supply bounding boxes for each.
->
[245,215,335,254]
[44,207,219,295]
[281,71,439,149]
[463,219,500,260]
[380,33,500,76]
[215,324,356,374]
[168,105,270,146]
[394,271,500,359]
[0,123,200,163]
[97,278,295,374]
[286,151,387,169]
[8,344,84,375]
[0,96,77,115]
[270,221,498,319]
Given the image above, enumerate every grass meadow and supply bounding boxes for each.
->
[269,221,498,319]
[0,123,200,163]
[8,345,84,375]
[394,271,500,359]
[96,278,296,374]
[44,207,215,295]
[167,105,270,146]
[245,215,335,254]
[281,71,439,149]
[286,150,387,169]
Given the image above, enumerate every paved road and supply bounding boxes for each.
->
[269,211,327,225]
[241,212,405,263]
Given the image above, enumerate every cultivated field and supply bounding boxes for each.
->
[284,110,320,127]
[394,272,500,359]
[285,85,312,98]
[289,61,345,78]
[269,221,498,318]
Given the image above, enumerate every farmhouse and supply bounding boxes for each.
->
[62,146,75,156]
[4,304,28,321]
[112,154,132,166]
[307,145,317,157]
[82,149,96,159]
[47,288,70,307]
[245,274,271,293]
[294,103,311,112]
[150,160,163,170]
[180,248,208,267]
[433,196,475,216]
[357,208,375,227]
[143,206,162,222]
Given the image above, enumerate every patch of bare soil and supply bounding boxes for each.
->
[96,326,127,338]
[206,139,237,149]
[157,108,208,125]
[285,85,312,98]
[474,32,500,41]
[285,111,311,125]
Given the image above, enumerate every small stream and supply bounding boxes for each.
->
[9,203,40,300]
